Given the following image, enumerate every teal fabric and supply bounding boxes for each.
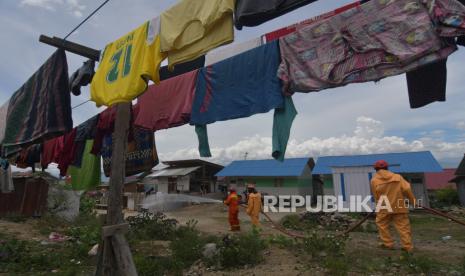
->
[272,96,297,162]
[195,125,212,158]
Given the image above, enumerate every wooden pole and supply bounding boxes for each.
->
[97,102,138,276]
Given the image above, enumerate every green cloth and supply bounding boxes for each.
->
[195,125,212,157]
[272,96,297,162]
[68,140,101,190]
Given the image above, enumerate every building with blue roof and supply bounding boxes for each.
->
[216,157,315,196]
[312,151,442,208]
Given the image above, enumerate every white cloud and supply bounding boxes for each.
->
[20,0,63,11]
[20,0,85,18]
[159,117,465,165]
[457,121,465,131]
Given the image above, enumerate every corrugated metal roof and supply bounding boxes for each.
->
[216,158,311,177]
[424,169,456,190]
[313,151,442,175]
[147,167,201,178]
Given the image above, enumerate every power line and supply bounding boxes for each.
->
[63,0,111,41]
[72,99,91,110]
[64,0,111,110]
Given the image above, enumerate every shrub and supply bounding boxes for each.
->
[171,220,205,267]
[281,214,316,231]
[79,194,97,216]
[431,188,460,207]
[218,228,267,269]
[127,211,178,241]
[267,234,296,249]
[301,232,349,275]
[301,232,346,258]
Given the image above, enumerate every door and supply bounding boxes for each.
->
[168,177,177,193]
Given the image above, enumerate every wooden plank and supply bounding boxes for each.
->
[102,223,129,238]
[39,35,101,61]
[112,234,138,276]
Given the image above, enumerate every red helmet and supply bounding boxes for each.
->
[374,160,389,170]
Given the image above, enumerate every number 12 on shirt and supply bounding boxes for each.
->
[106,44,133,83]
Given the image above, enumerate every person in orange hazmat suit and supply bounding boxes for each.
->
[246,184,262,227]
[370,160,417,252]
[224,186,240,231]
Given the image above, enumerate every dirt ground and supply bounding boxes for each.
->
[2,204,465,275]
[165,204,465,275]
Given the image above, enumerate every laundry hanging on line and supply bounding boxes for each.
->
[190,41,290,159]
[69,59,95,96]
[72,114,99,168]
[405,0,465,108]
[160,0,234,70]
[277,0,462,99]
[101,126,159,177]
[1,49,72,158]
[234,0,318,30]
[135,69,198,131]
[262,1,362,42]
[67,140,101,191]
[90,17,166,107]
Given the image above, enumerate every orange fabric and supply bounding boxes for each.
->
[376,213,413,251]
[370,169,416,214]
[224,192,240,230]
[247,192,262,226]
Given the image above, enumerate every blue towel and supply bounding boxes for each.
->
[190,41,284,125]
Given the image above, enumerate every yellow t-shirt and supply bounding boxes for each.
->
[91,17,166,107]
[160,0,234,70]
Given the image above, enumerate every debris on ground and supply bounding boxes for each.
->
[299,212,358,230]
[202,243,218,259]
[88,244,99,256]
[48,232,71,242]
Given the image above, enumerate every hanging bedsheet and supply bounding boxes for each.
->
[262,1,361,42]
[1,49,72,157]
[160,0,234,69]
[101,126,158,177]
[277,0,461,95]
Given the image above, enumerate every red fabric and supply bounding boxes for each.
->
[41,136,65,169]
[91,106,117,155]
[425,169,457,190]
[263,1,360,42]
[57,128,77,176]
[134,70,198,131]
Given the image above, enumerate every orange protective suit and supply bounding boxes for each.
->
[247,192,262,227]
[371,169,416,251]
[224,191,240,231]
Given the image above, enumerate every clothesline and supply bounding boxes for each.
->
[2,0,465,178]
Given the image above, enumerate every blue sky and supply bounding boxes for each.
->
[0,0,464,168]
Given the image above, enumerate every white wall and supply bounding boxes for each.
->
[332,166,376,210]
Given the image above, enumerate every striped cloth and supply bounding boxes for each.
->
[2,49,72,157]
